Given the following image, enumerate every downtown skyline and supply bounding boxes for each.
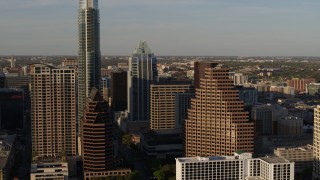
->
[1,0,320,56]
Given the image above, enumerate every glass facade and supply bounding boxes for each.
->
[78,0,101,136]
[127,41,158,122]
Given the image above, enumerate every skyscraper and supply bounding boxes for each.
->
[78,0,101,131]
[175,92,194,130]
[194,61,218,89]
[127,41,157,122]
[110,70,127,112]
[0,89,24,131]
[30,64,76,159]
[81,88,113,179]
[150,81,193,130]
[185,63,254,157]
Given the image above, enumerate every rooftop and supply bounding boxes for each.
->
[275,144,313,151]
[177,156,230,163]
[260,156,290,164]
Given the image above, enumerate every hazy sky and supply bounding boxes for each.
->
[0,0,320,56]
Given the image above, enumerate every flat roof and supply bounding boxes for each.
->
[177,156,234,163]
[177,154,291,164]
[260,156,290,164]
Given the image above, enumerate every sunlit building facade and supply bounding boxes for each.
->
[78,0,101,133]
[185,63,254,157]
[30,64,76,159]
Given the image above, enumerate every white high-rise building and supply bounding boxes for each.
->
[127,41,157,122]
[176,152,294,180]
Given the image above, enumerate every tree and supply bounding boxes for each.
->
[124,171,141,180]
[161,164,175,178]
[153,170,165,180]
[59,149,66,161]
[32,150,37,163]
[122,134,133,147]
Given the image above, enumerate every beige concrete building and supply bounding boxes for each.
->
[30,64,76,159]
[313,106,320,179]
[150,82,193,130]
[61,58,78,67]
[274,145,313,173]
[175,93,194,130]
[229,72,248,85]
[30,162,68,180]
[185,64,254,157]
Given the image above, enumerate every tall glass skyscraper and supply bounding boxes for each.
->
[127,41,158,122]
[78,0,101,132]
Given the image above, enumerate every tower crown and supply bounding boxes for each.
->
[133,41,152,54]
[79,0,98,9]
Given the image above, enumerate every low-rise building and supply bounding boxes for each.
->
[30,162,68,180]
[141,131,183,159]
[306,83,320,95]
[274,145,313,173]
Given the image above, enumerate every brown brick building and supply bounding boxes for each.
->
[185,63,254,157]
[194,62,218,89]
[287,78,315,93]
[81,88,114,179]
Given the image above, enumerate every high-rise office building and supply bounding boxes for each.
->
[235,86,258,107]
[194,61,218,89]
[0,89,24,131]
[277,116,303,136]
[150,81,193,130]
[101,77,111,102]
[30,64,76,159]
[251,104,288,135]
[0,72,5,88]
[81,88,113,179]
[110,70,127,112]
[175,93,194,130]
[78,0,101,131]
[127,41,157,122]
[313,105,320,179]
[185,64,254,157]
